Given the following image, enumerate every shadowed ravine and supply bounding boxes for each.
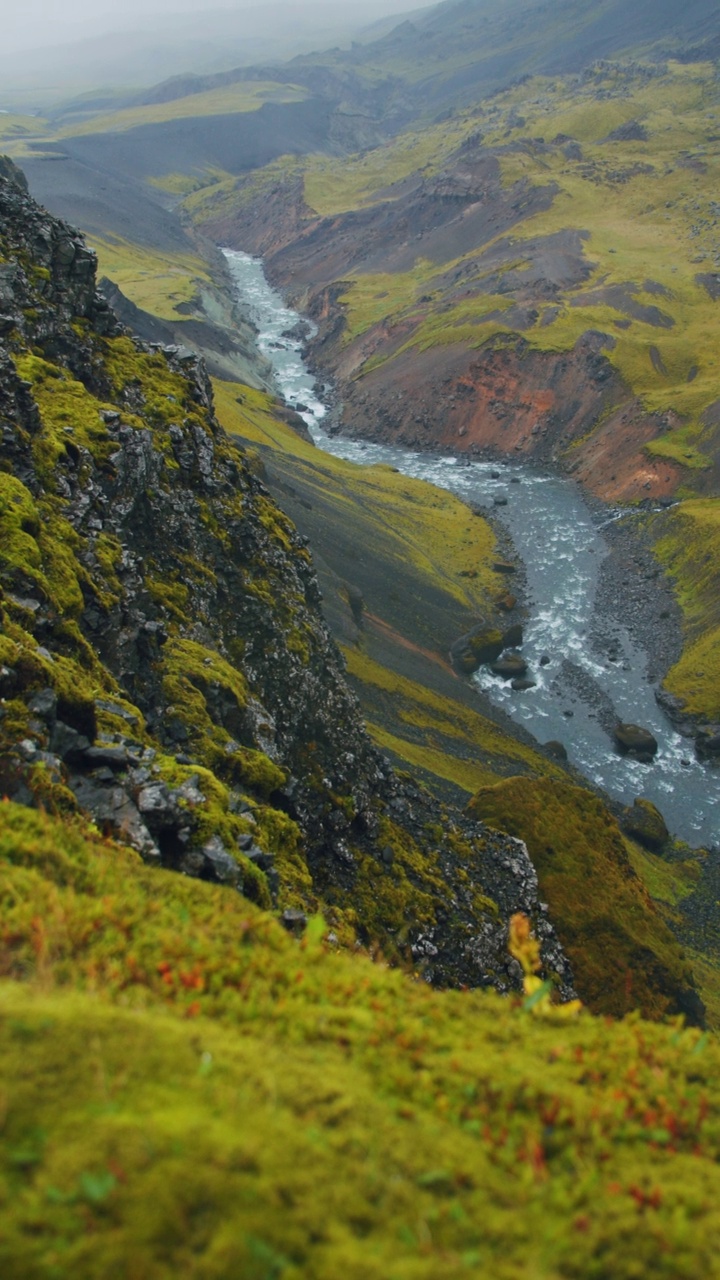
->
[224,249,720,846]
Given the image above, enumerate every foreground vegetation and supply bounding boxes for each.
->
[3,802,720,1279]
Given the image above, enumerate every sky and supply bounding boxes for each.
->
[3,0,430,56]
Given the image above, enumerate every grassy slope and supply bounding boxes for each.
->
[467,778,699,1020]
[90,236,213,321]
[651,500,720,716]
[3,802,720,1278]
[56,82,311,137]
[213,380,560,797]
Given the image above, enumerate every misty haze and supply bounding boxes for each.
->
[2,0,433,107]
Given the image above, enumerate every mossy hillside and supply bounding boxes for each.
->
[57,81,312,138]
[182,155,305,230]
[467,66,720,451]
[342,648,564,798]
[213,379,501,631]
[15,352,120,481]
[651,500,720,717]
[625,841,702,913]
[0,256,324,912]
[0,585,281,911]
[147,168,232,198]
[3,805,720,1279]
[302,114,484,217]
[89,235,213,322]
[467,778,697,1022]
[0,113,50,142]
[0,114,54,162]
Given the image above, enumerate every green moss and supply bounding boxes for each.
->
[101,337,209,439]
[254,806,314,908]
[3,803,720,1277]
[626,841,702,908]
[231,747,287,797]
[652,500,720,717]
[468,777,695,1019]
[146,575,190,619]
[165,636,248,715]
[15,353,118,482]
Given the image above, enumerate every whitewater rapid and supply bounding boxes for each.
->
[224,248,720,847]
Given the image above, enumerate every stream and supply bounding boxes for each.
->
[224,248,720,848]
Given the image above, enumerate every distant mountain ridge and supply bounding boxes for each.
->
[119,0,720,125]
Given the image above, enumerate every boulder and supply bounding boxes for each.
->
[502,623,524,648]
[544,740,568,761]
[695,726,720,758]
[491,651,528,679]
[198,835,243,886]
[511,677,537,691]
[613,723,659,759]
[450,623,504,674]
[621,798,669,851]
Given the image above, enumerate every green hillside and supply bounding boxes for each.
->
[3,802,720,1279]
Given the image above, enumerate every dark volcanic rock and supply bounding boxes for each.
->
[450,622,504,673]
[614,723,659,759]
[695,726,720,758]
[491,651,528,679]
[501,623,524,648]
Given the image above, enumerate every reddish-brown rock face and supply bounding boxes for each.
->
[323,333,683,502]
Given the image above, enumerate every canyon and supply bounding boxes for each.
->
[4,1,720,1273]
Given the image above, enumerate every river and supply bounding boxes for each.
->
[224,248,720,847]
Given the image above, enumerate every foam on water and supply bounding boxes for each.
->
[224,248,720,846]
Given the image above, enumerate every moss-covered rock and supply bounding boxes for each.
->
[621,798,670,852]
[450,622,504,673]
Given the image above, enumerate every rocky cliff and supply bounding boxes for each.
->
[0,157,575,996]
